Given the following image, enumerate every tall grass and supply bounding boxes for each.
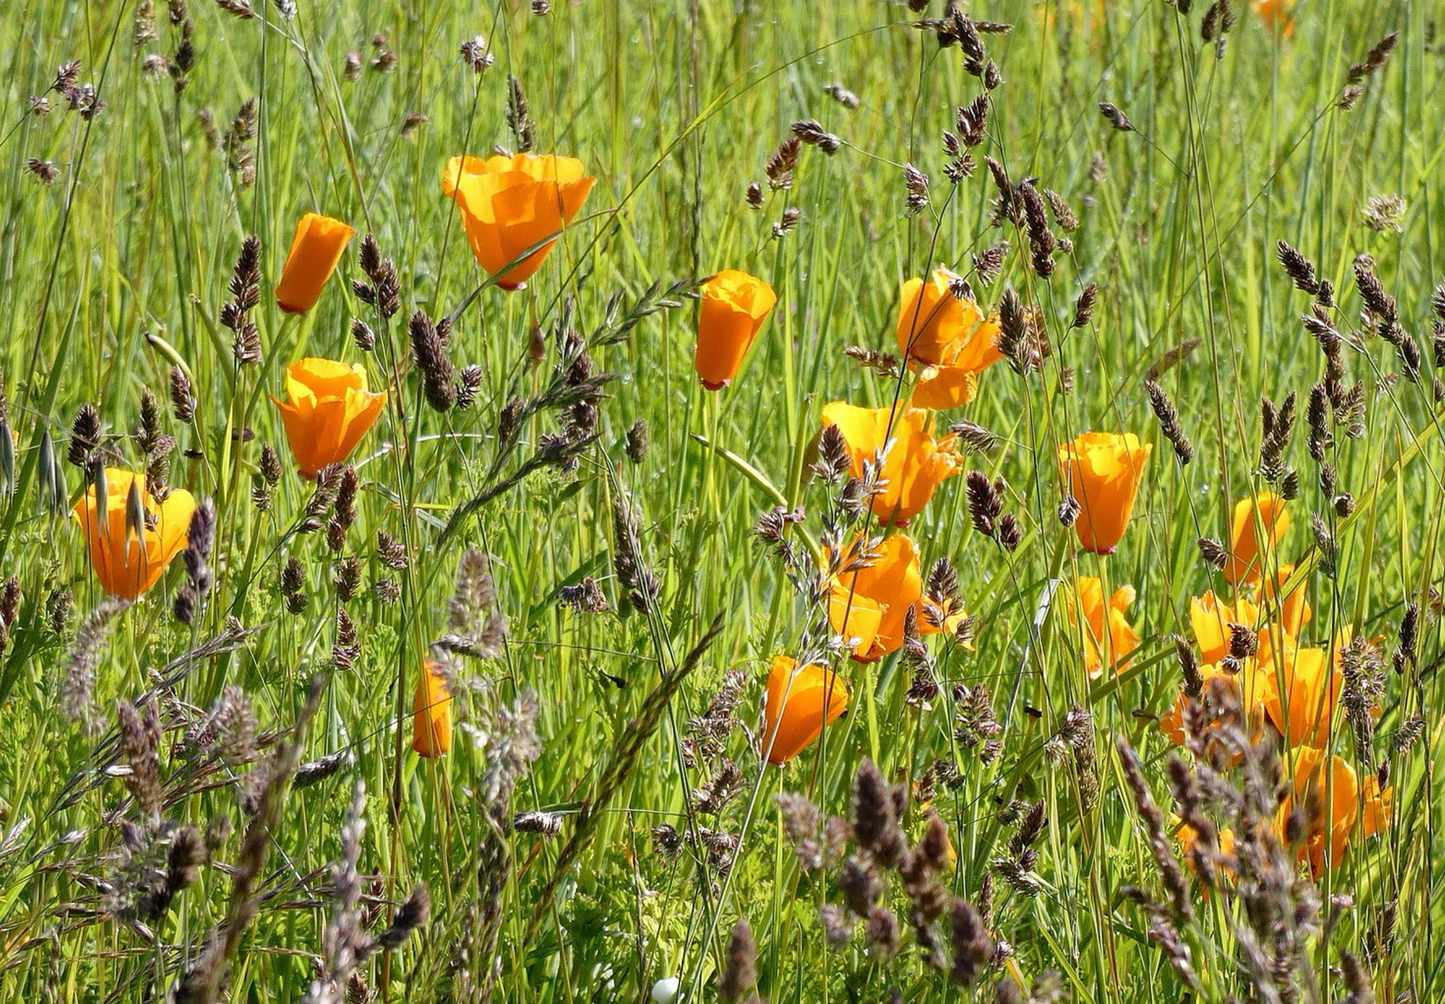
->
[0,0,1440,1000]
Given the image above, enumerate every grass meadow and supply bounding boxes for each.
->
[0,0,1441,1001]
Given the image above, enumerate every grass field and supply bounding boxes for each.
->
[0,0,1441,1000]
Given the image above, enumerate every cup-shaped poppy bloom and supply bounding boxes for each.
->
[444,153,596,290]
[412,659,452,758]
[911,365,981,411]
[1058,432,1152,554]
[760,655,849,764]
[1158,659,1273,747]
[826,533,948,663]
[275,213,356,315]
[1257,631,1351,749]
[1173,813,1238,883]
[273,358,388,479]
[1263,563,1312,637]
[72,468,196,599]
[896,269,1004,369]
[898,270,1004,411]
[1254,0,1296,38]
[694,270,777,390]
[1068,577,1140,679]
[1276,747,1391,875]
[1223,493,1290,585]
[821,402,961,526]
[1189,591,1262,665]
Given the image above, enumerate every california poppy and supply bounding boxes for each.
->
[694,270,777,390]
[1276,746,1391,875]
[1263,563,1312,637]
[444,153,596,290]
[1159,659,1272,747]
[821,402,961,526]
[73,468,196,599]
[1254,0,1296,38]
[1258,632,1344,749]
[897,270,1003,410]
[896,269,1003,370]
[1068,576,1140,679]
[761,655,849,764]
[1058,432,1152,554]
[273,358,388,479]
[827,533,935,662]
[1189,591,1262,665]
[1223,493,1289,585]
[275,213,356,315]
[1172,813,1238,882]
[412,659,452,758]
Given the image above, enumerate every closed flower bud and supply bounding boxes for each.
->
[1057,432,1151,554]
[412,659,452,757]
[275,212,356,314]
[1223,493,1289,585]
[694,269,778,390]
[761,655,848,764]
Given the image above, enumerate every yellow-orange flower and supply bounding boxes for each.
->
[273,358,388,479]
[444,153,596,290]
[761,655,849,764]
[897,268,1003,370]
[72,468,196,599]
[821,402,961,526]
[828,533,933,663]
[1258,632,1342,749]
[1223,493,1289,585]
[1173,814,1238,882]
[275,213,356,315]
[1058,432,1152,554]
[1159,659,1272,746]
[1276,746,1391,875]
[412,659,452,758]
[694,270,777,390]
[1263,564,1312,637]
[1254,0,1296,38]
[1189,591,1262,665]
[1068,577,1140,679]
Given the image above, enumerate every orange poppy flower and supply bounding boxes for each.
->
[1262,563,1312,637]
[444,153,596,290]
[896,269,1003,369]
[72,468,196,599]
[412,659,452,758]
[1223,493,1289,586]
[275,213,356,315]
[1068,576,1140,679]
[1277,747,1391,876]
[1058,432,1152,554]
[1188,591,1262,665]
[1254,0,1296,38]
[821,402,961,526]
[1257,632,1345,749]
[827,533,944,663]
[694,270,777,390]
[1173,813,1238,882]
[273,358,388,479]
[898,270,1003,411]
[761,655,849,764]
[1159,659,1273,747]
